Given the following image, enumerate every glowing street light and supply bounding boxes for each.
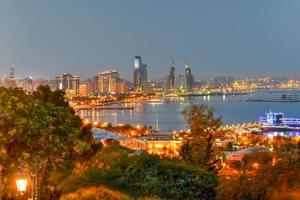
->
[16,177,27,195]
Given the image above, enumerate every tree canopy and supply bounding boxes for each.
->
[0,86,93,199]
[54,144,218,200]
[180,104,222,171]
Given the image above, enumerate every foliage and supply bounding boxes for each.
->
[57,145,218,200]
[217,142,300,200]
[33,85,69,108]
[60,186,130,200]
[104,138,120,147]
[181,104,222,136]
[0,86,94,198]
[180,105,222,171]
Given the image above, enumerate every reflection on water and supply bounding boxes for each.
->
[79,91,300,132]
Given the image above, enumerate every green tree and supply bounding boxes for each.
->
[57,145,218,200]
[33,85,69,108]
[0,87,93,199]
[180,105,222,171]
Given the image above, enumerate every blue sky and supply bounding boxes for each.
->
[1,0,300,80]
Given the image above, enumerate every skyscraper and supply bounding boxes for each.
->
[79,82,90,97]
[184,64,194,92]
[133,56,148,91]
[168,62,176,90]
[141,64,148,87]
[134,56,142,89]
[55,73,80,95]
[3,67,17,89]
[98,70,119,94]
[176,74,185,89]
[18,77,34,92]
[91,75,99,94]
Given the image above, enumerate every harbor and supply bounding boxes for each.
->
[78,91,300,131]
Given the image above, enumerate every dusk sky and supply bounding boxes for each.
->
[1,0,300,80]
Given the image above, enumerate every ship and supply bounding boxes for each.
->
[276,94,288,101]
[147,99,164,104]
[276,93,299,102]
[288,92,298,101]
[259,111,300,131]
[164,93,178,98]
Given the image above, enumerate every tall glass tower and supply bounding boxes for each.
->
[185,64,193,92]
[134,56,142,89]
[133,56,148,91]
[141,64,148,86]
[168,63,176,90]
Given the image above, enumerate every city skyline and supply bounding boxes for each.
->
[2,1,300,80]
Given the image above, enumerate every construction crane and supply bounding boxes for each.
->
[171,56,175,67]
[182,57,191,69]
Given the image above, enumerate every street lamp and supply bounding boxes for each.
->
[16,164,39,200]
[16,176,28,195]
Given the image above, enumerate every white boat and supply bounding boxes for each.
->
[276,94,288,101]
[288,92,298,101]
[147,99,164,103]
[164,93,178,98]
[276,93,299,102]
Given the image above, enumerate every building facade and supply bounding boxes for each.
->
[184,64,194,92]
[116,79,129,94]
[133,56,148,91]
[54,73,80,95]
[79,82,90,97]
[18,77,34,92]
[168,65,176,90]
[98,70,119,94]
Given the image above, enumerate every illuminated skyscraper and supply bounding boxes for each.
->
[184,64,194,92]
[141,64,148,87]
[91,75,99,94]
[55,73,80,95]
[79,82,90,97]
[134,56,142,89]
[133,56,148,91]
[168,62,176,90]
[98,70,119,94]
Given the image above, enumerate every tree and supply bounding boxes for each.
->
[33,85,69,108]
[181,104,222,138]
[180,105,222,171]
[57,145,218,200]
[0,87,93,198]
[217,144,300,200]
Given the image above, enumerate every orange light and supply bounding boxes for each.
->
[16,178,27,194]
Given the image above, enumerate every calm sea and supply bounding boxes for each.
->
[79,90,300,132]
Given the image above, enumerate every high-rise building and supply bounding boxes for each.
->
[133,56,148,91]
[34,79,50,90]
[79,82,90,97]
[141,64,148,87]
[167,63,176,90]
[98,70,119,94]
[176,74,185,89]
[116,79,129,94]
[18,77,34,92]
[55,73,80,95]
[91,76,99,94]
[3,68,17,89]
[134,56,142,89]
[184,64,194,92]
